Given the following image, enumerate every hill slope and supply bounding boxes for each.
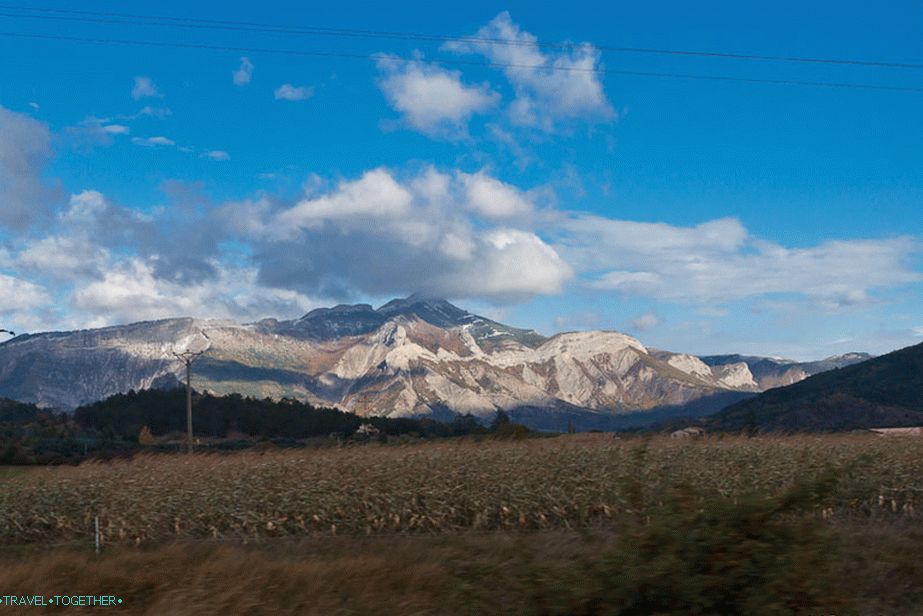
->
[708,342,923,432]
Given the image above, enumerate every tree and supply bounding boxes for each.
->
[490,410,511,431]
[138,425,156,446]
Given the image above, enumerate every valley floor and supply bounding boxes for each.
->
[3,434,923,614]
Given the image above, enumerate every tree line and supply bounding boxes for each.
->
[1,388,528,464]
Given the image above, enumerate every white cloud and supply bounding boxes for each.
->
[274,84,313,101]
[233,166,571,302]
[0,273,51,312]
[445,12,614,131]
[132,136,175,147]
[103,124,130,135]
[459,170,533,219]
[0,105,56,229]
[203,150,230,161]
[629,312,661,331]
[376,57,498,138]
[72,258,316,325]
[472,229,571,298]
[62,190,108,222]
[131,76,160,100]
[559,215,921,307]
[16,235,110,280]
[232,57,254,86]
[275,168,413,232]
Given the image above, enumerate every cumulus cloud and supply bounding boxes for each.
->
[3,157,917,334]
[558,215,921,308]
[49,188,223,287]
[232,57,254,86]
[131,76,160,100]
[16,235,110,280]
[72,258,316,326]
[459,170,533,219]
[0,105,57,229]
[445,12,614,131]
[376,57,498,138]
[274,84,313,101]
[230,166,571,302]
[276,169,413,233]
[0,185,316,327]
[0,273,51,312]
[61,190,111,223]
[0,274,55,334]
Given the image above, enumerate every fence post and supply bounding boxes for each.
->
[94,516,100,555]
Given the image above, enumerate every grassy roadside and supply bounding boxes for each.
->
[2,520,923,615]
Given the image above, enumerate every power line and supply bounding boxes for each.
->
[2,30,922,93]
[1,3,921,70]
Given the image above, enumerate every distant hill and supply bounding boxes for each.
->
[707,342,923,432]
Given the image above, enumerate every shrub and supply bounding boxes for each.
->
[138,426,156,446]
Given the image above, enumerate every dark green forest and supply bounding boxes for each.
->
[0,389,512,465]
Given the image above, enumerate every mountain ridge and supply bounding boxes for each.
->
[706,342,923,432]
[0,296,871,427]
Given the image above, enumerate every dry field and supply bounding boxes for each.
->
[2,433,922,547]
[4,434,923,614]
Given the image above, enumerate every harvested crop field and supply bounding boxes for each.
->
[3,434,923,547]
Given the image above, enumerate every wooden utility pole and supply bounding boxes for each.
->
[172,331,210,454]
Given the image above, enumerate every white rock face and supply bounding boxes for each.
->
[0,298,859,421]
[713,362,758,390]
[666,354,715,380]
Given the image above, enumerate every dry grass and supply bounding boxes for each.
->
[0,532,617,615]
[5,435,923,614]
[2,434,923,546]
[2,524,923,615]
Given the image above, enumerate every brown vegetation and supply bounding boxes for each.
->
[3,434,923,546]
[3,434,923,614]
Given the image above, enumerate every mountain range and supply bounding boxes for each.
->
[706,341,923,432]
[0,296,870,429]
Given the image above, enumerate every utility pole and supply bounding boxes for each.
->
[172,331,210,454]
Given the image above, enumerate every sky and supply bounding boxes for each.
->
[0,0,921,360]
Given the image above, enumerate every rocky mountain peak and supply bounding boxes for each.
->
[0,296,877,428]
[376,295,471,328]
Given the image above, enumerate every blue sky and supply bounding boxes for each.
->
[0,1,920,360]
